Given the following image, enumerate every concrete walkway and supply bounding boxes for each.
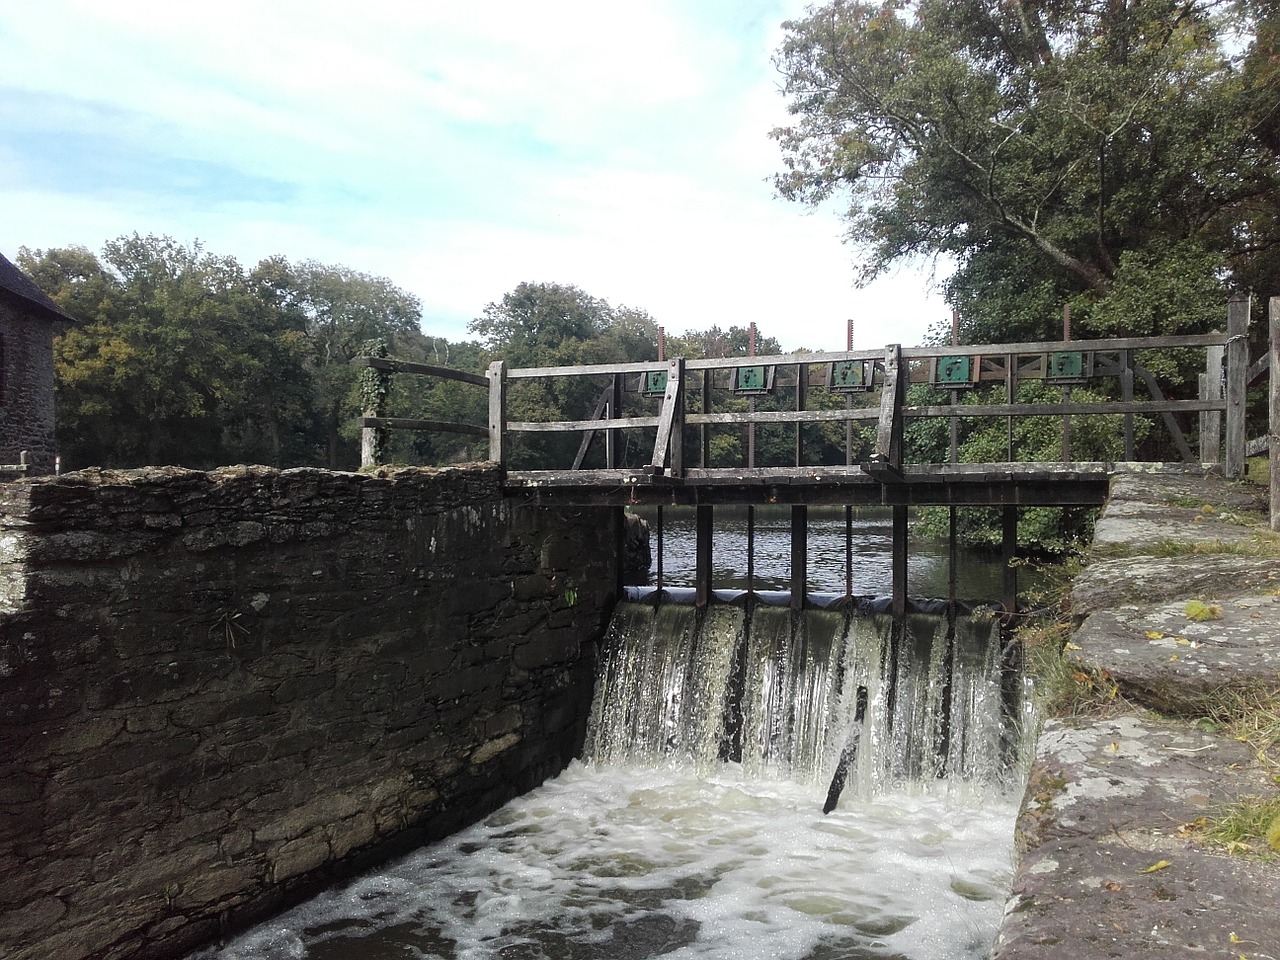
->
[992,473,1280,960]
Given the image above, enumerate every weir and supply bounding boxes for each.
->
[585,597,1027,792]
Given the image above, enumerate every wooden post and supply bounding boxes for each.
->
[695,505,714,607]
[1006,352,1015,461]
[1270,298,1280,531]
[1121,349,1135,460]
[649,357,685,475]
[1002,507,1018,615]
[1201,338,1224,464]
[865,344,904,479]
[607,373,622,469]
[747,322,757,469]
[891,505,908,619]
[1226,296,1250,479]
[949,310,960,464]
[359,340,391,468]
[846,318,854,466]
[487,360,507,466]
[795,362,807,467]
[701,368,711,468]
[948,506,958,607]
[790,505,807,611]
[656,505,665,595]
[1061,304,1072,463]
[844,505,853,599]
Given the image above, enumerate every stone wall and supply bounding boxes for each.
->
[0,300,57,474]
[0,464,619,960]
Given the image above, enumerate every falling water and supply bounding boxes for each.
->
[585,599,1028,794]
[193,598,1033,960]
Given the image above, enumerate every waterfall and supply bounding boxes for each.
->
[584,599,1029,797]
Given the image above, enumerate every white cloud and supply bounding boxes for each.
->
[0,0,948,351]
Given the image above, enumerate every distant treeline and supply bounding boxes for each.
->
[21,234,836,472]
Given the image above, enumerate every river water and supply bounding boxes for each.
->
[191,509,1032,960]
[634,506,1020,602]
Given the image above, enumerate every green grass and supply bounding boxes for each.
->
[1189,685,1280,858]
[1195,796,1280,859]
[1092,533,1280,561]
[1019,617,1127,718]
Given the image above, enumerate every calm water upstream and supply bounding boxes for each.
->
[635,505,1034,603]
[191,508,1032,960]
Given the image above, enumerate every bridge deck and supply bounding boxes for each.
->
[502,461,1210,507]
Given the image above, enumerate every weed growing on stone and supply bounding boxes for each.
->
[1094,535,1280,561]
[1195,796,1280,859]
[1190,686,1280,858]
[1201,686,1280,771]
[1018,617,1125,718]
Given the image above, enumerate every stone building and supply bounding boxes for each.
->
[0,252,71,475]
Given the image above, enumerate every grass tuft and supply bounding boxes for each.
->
[1018,617,1126,717]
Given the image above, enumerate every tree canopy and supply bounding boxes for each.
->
[773,0,1280,341]
[20,236,427,470]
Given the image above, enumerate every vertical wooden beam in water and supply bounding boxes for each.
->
[746,505,755,595]
[844,506,853,599]
[791,505,808,611]
[1002,507,1018,616]
[891,505,908,619]
[1225,295,1250,479]
[936,506,958,777]
[695,505,714,607]
[655,505,665,598]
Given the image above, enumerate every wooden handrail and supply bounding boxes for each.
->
[353,320,1253,475]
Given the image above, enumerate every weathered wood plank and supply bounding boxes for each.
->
[354,356,490,387]
[356,417,488,437]
[687,408,880,426]
[1226,295,1251,478]
[487,361,507,466]
[502,335,1227,381]
[509,415,662,432]
[904,398,1222,418]
[649,358,684,475]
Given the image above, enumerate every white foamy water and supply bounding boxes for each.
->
[192,595,1032,960]
[193,762,1018,960]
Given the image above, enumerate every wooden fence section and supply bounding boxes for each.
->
[353,297,1280,511]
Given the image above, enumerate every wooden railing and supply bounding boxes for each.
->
[355,297,1268,484]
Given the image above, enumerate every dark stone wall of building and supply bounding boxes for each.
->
[0,301,57,475]
[0,464,618,960]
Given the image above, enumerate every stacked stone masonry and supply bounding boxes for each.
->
[0,464,619,960]
[0,299,57,475]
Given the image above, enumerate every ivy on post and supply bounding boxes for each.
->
[358,338,391,468]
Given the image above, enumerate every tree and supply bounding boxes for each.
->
[23,236,317,469]
[773,0,1278,339]
[252,257,422,469]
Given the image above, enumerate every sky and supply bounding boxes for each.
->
[0,1,949,353]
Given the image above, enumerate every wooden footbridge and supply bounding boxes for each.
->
[356,296,1279,614]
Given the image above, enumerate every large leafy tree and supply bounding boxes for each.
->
[22,236,317,469]
[773,0,1279,340]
